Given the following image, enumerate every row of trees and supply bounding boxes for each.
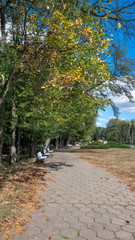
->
[94,118,135,145]
[0,0,135,165]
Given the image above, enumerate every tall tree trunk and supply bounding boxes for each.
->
[55,138,59,150]
[131,123,134,145]
[16,126,20,161]
[10,94,17,164]
[66,138,70,146]
[44,138,50,149]
[0,1,6,52]
[60,134,64,147]
[0,120,3,166]
[29,135,36,158]
[0,0,6,165]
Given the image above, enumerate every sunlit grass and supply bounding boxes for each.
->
[73,148,135,192]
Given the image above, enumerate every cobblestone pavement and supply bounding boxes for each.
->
[12,152,135,240]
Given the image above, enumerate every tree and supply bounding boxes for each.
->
[93,127,106,141]
[1,0,135,164]
[105,118,135,144]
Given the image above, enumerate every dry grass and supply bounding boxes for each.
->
[0,158,48,240]
[72,148,135,192]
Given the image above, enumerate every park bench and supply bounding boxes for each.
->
[43,149,51,156]
[67,144,72,147]
[37,152,47,162]
[47,147,53,153]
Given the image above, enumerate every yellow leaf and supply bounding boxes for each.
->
[63,4,66,9]
[118,23,122,28]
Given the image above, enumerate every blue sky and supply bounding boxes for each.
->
[96,35,135,128]
[97,90,135,127]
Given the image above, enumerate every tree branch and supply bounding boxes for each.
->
[0,63,17,109]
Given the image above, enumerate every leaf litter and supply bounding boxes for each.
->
[0,158,49,239]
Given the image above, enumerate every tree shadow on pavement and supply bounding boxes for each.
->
[43,162,73,171]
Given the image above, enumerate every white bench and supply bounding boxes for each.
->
[37,152,47,162]
[47,147,53,153]
[43,149,51,156]
[67,144,72,147]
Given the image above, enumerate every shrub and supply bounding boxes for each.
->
[81,141,130,149]
[81,143,110,149]
[108,142,130,148]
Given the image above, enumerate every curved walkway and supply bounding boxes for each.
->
[12,152,135,240]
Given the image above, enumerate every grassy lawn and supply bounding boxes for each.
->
[72,148,135,192]
[0,158,48,239]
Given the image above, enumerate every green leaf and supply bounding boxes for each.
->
[61,236,69,239]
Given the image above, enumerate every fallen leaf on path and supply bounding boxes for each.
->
[49,235,53,239]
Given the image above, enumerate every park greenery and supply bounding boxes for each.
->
[81,141,131,149]
[0,0,135,165]
[93,118,135,145]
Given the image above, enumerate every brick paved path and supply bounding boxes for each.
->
[12,152,135,240]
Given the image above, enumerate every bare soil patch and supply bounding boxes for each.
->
[72,148,135,192]
[0,158,48,240]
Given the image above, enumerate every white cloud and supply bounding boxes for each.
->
[109,116,117,120]
[98,112,105,117]
[111,90,135,113]
[99,118,108,122]
[96,122,101,127]
[121,107,135,113]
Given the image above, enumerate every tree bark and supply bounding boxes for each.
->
[0,0,6,52]
[10,94,17,164]
[29,135,36,158]
[60,134,64,147]
[16,126,20,161]
[55,138,59,150]
[0,64,17,109]
[66,138,70,146]
[44,138,50,149]
[0,121,3,166]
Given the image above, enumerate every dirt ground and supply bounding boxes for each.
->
[72,148,135,192]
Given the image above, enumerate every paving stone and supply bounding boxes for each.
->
[128,219,135,226]
[58,210,71,218]
[79,216,94,224]
[95,216,111,224]
[53,221,70,229]
[63,215,78,224]
[70,221,86,231]
[122,224,135,233]
[86,211,101,218]
[47,215,63,223]
[41,228,59,237]
[105,223,121,232]
[111,218,127,226]
[25,220,37,228]
[72,211,86,218]
[9,151,135,240]
[95,207,107,214]
[33,220,51,228]
[80,229,96,238]
[11,235,29,240]
[126,206,135,211]
[70,237,87,240]
[60,228,78,238]
[116,230,134,240]
[25,226,41,235]
[97,229,115,239]
[87,222,103,231]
